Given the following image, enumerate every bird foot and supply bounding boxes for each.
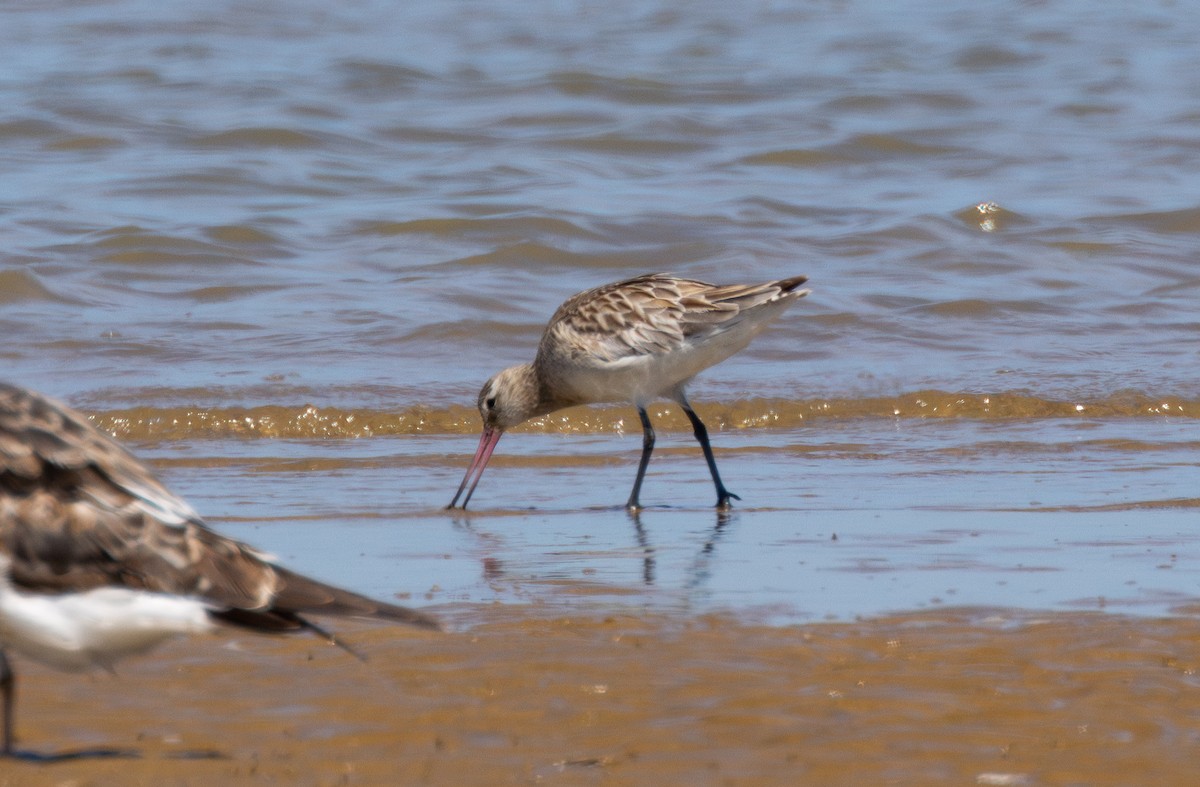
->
[715,491,741,509]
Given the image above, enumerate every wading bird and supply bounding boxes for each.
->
[0,383,439,756]
[448,273,810,511]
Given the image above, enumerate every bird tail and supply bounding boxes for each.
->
[269,566,441,631]
[774,274,810,295]
[704,275,810,312]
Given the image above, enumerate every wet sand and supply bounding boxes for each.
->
[6,604,1200,785]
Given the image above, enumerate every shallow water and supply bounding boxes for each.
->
[132,413,1199,623]
[3,0,1200,780]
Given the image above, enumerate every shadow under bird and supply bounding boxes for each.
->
[0,383,439,758]
[449,272,810,511]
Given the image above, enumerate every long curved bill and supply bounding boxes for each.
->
[447,426,503,509]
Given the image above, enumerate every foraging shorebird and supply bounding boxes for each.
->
[448,273,810,511]
[0,383,438,756]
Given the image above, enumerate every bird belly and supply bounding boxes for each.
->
[0,586,212,672]
[555,334,753,406]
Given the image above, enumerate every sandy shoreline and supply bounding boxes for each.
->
[4,604,1199,785]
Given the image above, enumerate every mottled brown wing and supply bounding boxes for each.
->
[540,273,718,363]
[0,384,439,630]
[0,383,276,607]
[541,273,807,364]
[0,382,202,523]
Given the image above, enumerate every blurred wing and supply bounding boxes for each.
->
[0,383,273,605]
[0,383,439,632]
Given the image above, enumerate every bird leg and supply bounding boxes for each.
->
[1,650,14,755]
[625,407,656,511]
[679,400,741,509]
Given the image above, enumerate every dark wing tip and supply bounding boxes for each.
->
[776,275,809,293]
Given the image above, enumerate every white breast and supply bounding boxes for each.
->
[0,582,214,672]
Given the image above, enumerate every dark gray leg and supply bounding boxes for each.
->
[678,398,740,509]
[625,406,655,510]
[1,650,13,755]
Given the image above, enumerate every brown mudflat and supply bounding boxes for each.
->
[5,604,1199,784]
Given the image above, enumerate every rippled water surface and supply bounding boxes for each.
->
[3,1,1200,772]
[5,1,1200,402]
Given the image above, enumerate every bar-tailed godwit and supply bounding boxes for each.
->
[448,272,810,511]
[0,383,438,756]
